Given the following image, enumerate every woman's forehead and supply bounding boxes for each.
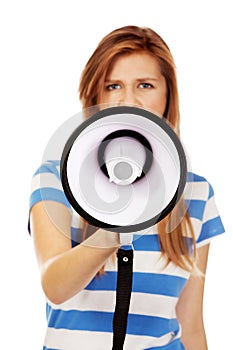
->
[106,52,162,80]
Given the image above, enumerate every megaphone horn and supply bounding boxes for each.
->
[60,106,187,234]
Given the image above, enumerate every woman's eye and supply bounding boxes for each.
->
[139,83,153,89]
[106,83,121,91]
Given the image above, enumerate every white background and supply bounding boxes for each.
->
[1,0,232,349]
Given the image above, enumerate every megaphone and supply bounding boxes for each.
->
[52,105,189,350]
[60,106,187,235]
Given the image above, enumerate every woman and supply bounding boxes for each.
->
[29,26,225,350]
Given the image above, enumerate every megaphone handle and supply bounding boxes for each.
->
[119,232,134,246]
[112,248,134,350]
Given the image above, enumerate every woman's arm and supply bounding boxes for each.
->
[30,201,119,304]
[176,244,210,350]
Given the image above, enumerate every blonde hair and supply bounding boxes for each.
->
[79,26,196,272]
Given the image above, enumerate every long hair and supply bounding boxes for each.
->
[79,26,196,272]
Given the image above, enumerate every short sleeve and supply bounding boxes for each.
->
[196,181,225,247]
[28,160,71,233]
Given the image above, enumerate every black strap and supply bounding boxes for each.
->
[112,248,134,350]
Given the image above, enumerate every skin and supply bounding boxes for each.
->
[31,52,209,349]
[99,52,167,115]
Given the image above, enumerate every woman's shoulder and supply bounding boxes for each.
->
[187,172,209,183]
[186,172,225,245]
[30,159,71,211]
[33,159,61,177]
[186,172,214,201]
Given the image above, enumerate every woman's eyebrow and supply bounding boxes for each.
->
[104,79,122,83]
[136,77,159,82]
[104,77,159,83]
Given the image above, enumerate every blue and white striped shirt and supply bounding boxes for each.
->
[29,160,225,350]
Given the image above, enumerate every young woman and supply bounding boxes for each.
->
[29,26,225,350]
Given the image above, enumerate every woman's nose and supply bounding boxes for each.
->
[119,87,140,106]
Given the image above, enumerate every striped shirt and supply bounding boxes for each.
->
[29,160,225,350]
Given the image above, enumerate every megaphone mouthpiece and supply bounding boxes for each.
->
[104,136,146,185]
[98,129,153,184]
[107,158,142,185]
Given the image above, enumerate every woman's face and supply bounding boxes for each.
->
[98,52,167,116]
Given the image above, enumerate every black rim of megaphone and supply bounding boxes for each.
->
[60,106,187,233]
